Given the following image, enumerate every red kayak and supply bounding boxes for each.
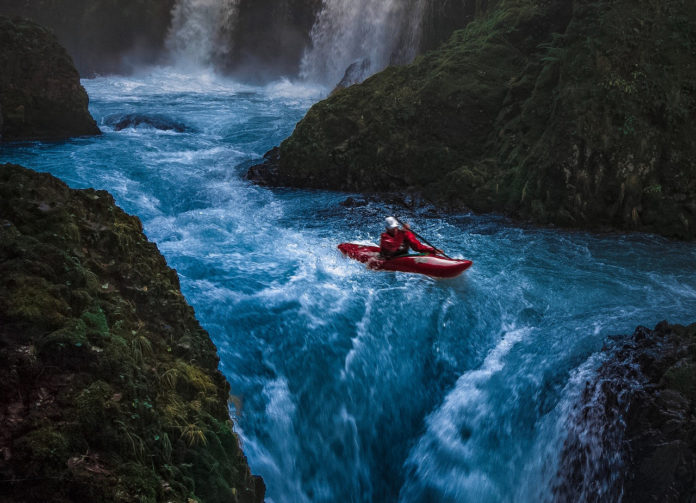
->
[338,243,473,278]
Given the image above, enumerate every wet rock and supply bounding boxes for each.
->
[332,58,371,94]
[104,113,191,133]
[0,164,264,503]
[246,146,285,186]
[340,196,369,208]
[555,321,696,502]
[0,17,100,141]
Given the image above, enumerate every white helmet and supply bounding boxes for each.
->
[385,216,399,229]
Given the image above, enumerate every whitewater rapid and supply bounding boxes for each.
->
[2,70,695,502]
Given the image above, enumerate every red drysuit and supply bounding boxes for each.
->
[380,229,435,257]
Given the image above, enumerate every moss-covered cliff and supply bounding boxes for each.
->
[0,17,99,142]
[252,0,696,239]
[0,164,264,503]
[0,1,175,76]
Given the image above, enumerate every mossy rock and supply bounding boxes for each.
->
[259,0,696,239]
[0,163,264,502]
[0,16,100,141]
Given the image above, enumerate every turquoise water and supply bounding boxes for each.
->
[2,69,695,502]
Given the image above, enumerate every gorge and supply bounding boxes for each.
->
[1,1,696,502]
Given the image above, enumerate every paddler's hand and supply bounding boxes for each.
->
[402,222,410,230]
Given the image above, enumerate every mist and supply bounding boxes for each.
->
[0,0,479,87]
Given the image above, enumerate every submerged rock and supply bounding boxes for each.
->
[0,164,264,503]
[555,321,696,501]
[0,17,100,141]
[252,0,696,240]
[105,113,192,133]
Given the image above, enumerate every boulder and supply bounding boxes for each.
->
[0,17,100,141]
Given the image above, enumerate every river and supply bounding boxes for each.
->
[2,69,695,502]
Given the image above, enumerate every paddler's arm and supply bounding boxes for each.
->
[403,230,437,254]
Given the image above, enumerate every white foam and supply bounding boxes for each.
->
[300,0,426,86]
[262,78,327,101]
[401,326,529,501]
[234,377,310,503]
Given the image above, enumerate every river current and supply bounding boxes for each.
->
[2,70,695,502]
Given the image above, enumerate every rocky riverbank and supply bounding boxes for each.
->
[0,164,264,503]
[555,321,696,501]
[0,17,99,142]
[250,0,696,240]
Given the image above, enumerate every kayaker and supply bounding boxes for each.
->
[380,216,443,257]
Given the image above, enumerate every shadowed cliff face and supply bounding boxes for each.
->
[0,17,100,141]
[229,0,322,80]
[0,0,176,76]
[252,0,696,240]
[0,0,481,81]
[419,0,484,52]
[0,164,264,503]
[0,0,322,79]
[554,321,696,502]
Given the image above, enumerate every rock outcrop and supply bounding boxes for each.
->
[0,164,264,503]
[228,0,322,80]
[418,0,482,53]
[0,1,175,76]
[555,321,696,501]
[251,0,696,239]
[0,17,99,142]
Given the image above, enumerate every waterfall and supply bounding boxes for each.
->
[164,0,426,83]
[166,0,240,68]
[300,0,426,87]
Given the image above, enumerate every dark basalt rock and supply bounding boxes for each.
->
[555,321,696,502]
[418,0,480,53]
[0,164,264,503]
[0,17,100,141]
[339,196,369,208]
[247,146,286,186]
[253,0,696,240]
[105,113,192,133]
[332,58,372,95]
[227,0,323,80]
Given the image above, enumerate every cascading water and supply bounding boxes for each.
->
[300,0,426,86]
[165,0,426,85]
[166,0,240,68]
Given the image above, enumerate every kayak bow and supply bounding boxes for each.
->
[337,243,472,278]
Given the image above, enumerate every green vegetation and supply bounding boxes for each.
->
[274,0,696,239]
[0,164,263,502]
